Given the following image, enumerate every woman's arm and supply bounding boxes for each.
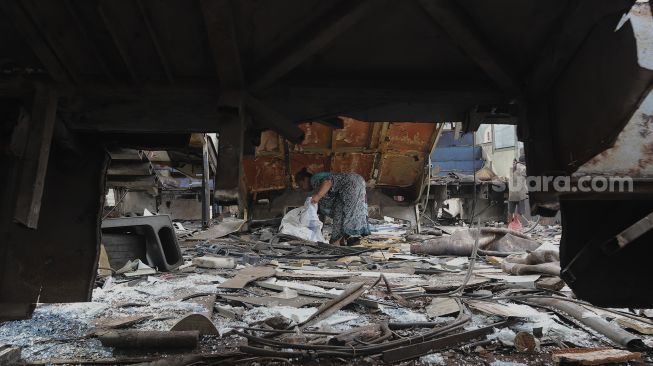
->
[311,179,333,204]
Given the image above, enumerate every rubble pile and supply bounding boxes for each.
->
[1,220,652,365]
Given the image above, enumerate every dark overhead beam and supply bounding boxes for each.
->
[97,2,139,85]
[249,0,377,93]
[526,0,632,96]
[0,2,72,85]
[18,0,81,85]
[245,94,305,144]
[418,0,521,95]
[69,94,224,133]
[136,0,174,84]
[63,0,115,82]
[199,0,244,91]
[262,80,509,123]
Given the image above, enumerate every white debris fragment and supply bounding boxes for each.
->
[240,306,362,329]
[488,328,517,346]
[419,353,445,365]
[379,305,428,322]
[490,361,527,366]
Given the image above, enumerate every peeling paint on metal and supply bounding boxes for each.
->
[377,153,425,186]
[331,153,375,181]
[576,89,653,177]
[617,1,653,70]
[332,118,372,149]
[243,156,286,192]
[383,123,437,152]
[256,131,283,156]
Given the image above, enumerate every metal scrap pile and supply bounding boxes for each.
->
[1,220,652,365]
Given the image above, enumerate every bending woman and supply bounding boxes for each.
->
[296,168,371,245]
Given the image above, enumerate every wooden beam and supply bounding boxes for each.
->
[418,0,521,95]
[199,0,244,91]
[13,86,58,229]
[249,0,377,92]
[136,0,174,84]
[97,1,139,85]
[63,0,115,81]
[19,0,81,85]
[0,2,71,85]
[245,94,305,144]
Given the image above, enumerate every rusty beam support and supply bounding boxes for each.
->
[0,1,72,85]
[249,0,377,92]
[98,1,139,85]
[13,86,58,229]
[136,0,173,84]
[418,0,521,95]
[199,0,244,92]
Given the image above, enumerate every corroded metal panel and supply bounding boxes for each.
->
[297,122,332,151]
[331,153,375,181]
[289,153,330,182]
[377,153,426,187]
[576,88,653,178]
[243,156,286,192]
[383,122,437,152]
[243,119,441,192]
[256,130,284,156]
[332,118,373,150]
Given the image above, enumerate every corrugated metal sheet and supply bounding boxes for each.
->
[243,118,441,193]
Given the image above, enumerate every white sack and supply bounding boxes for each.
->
[279,197,326,242]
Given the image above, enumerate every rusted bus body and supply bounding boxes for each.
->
[243,118,441,195]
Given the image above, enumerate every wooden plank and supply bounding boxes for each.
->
[222,294,320,308]
[418,0,520,95]
[249,0,377,92]
[219,266,276,289]
[14,87,58,229]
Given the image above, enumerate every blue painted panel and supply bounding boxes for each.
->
[432,146,482,161]
[436,131,475,147]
